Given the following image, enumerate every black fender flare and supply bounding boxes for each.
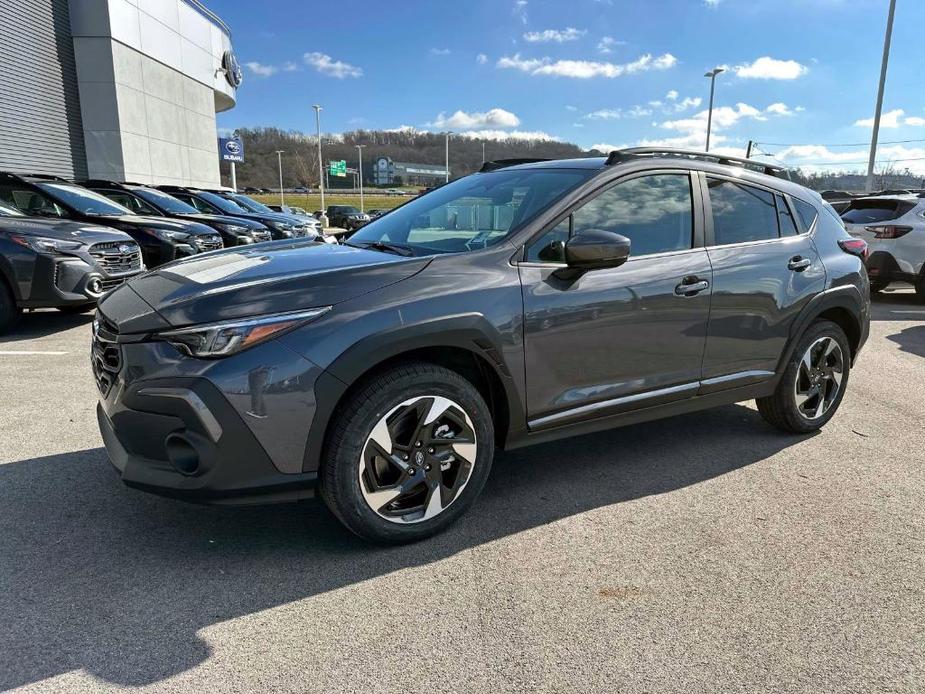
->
[301,313,525,474]
[777,284,867,372]
[0,254,20,302]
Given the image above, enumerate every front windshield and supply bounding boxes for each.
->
[38,183,132,216]
[0,200,24,216]
[231,194,274,214]
[135,188,199,214]
[348,168,592,255]
[198,191,248,214]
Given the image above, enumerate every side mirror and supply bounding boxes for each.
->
[564,229,631,270]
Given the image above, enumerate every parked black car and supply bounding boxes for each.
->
[84,181,272,246]
[95,149,870,543]
[212,190,324,237]
[0,173,223,268]
[326,205,370,230]
[0,201,142,332]
[157,186,302,241]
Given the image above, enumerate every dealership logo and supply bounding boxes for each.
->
[222,50,243,88]
[225,140,241,155]
[219,136,245,163]
[118,244,133,255]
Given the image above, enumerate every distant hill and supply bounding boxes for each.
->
[221,128,600,190]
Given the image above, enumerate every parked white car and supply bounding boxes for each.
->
[841,195,925,299]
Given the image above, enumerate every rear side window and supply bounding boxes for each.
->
[792,198,819,232]
[707,178,779,245]
[571,173,693,256]
[776,195,799,236]
[841,199,915,224]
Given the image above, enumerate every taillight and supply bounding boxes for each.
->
[838,238,868,259]
[864,224,913,239]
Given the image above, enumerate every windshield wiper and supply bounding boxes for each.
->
[346,240,415,257]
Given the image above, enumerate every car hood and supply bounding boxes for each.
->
[0,217,136,243]
[174,213,266,230]
[99,239,431,331]
[107,215,216,235]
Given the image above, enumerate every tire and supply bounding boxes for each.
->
[868,280,888,293]
[56,303,95,315]
[0,281,21,335]
[320,362,494,544]
[757,320,851,433]
[915,274,925,303]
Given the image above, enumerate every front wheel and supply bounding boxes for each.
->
[320,362,495,543]
[915,274,925,303]
[757,320,851,433]
[0,283,21,335]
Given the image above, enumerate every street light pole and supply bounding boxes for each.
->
[445,131,452,183]
[313,104,326,222]
[482,141,486,165]
[866,0,897,193]
[275,150,285,206]
[704,67,725,152]
[355,144,366,212]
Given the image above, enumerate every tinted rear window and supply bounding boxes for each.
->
[792,198,818,232]
[841,199,915,224]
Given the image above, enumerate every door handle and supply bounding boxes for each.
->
[788,256,811,271]
[675,277,710,296]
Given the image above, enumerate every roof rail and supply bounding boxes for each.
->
[480,158,550,172]
[606,147,789,178]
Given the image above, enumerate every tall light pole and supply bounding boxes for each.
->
[481,141,486,164]
[355,144,366,212]
[445,131,452,183]
[313,104,326,223]
[866,0,897,193]
[704,67,724,152]
[275,150,285,206]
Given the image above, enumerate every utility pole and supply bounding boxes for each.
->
[445,131,452,183]
[704,67,725,152]
[745,140,754,159]
[482,141,486,165]
[866,0,897,193]
[275,150,285,206]
[313,104,326,224]
[355,144,366,212]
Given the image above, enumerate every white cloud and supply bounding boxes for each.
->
[649,101,792,149]
[589,142,628,152]
[734,56,808,80]
[430,47,451,55]
[476,53,488,64]
[456,129,560,142]
[586,105,653,120]
[597,36,623,54]
[245,61,277,77]
[665,89,679,100]
[853,108,925,128]
[524,27,585,43]
[565,105,578,112]
[282,61,299,72]
[430,108,521,129]
[385,125,426,134]
[766,102,794,116]
[303,52,363,79]
[513,0,528,24]
[703,0,721,6]
[771,143,925,175]
[498,52,677,78]
[673,96,702,112]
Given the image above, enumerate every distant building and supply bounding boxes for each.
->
[372,157,447,186]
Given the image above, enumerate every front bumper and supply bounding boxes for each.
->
[18,253,142,308]
[93,322,324,504]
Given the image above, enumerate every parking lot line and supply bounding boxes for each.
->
[0,350,70,356]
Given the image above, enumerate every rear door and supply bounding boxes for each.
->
[700,174,826,390]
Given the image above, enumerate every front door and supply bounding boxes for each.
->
[519,171,713,428]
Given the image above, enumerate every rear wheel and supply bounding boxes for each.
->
[757,320,850,433]
[915,274,925,303]
[0,281,21,335]
[320,362,494,543]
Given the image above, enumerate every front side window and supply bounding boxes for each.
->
[197,192,248,214]
[571,174,693,256]
[708,178,779,245]
[98,191,157,215]
[348,168,592,256]
[135,188,199,214]
[0,185,66,217]
[231,194,274,214]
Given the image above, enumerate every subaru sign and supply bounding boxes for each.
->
[219,136,244,163]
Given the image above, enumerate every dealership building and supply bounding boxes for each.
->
[372,157,448,186]
[0,0,238,188]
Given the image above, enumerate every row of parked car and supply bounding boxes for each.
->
[0,172,337,334]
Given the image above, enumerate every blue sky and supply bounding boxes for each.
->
[210,0,925,173]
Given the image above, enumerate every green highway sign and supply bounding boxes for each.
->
[329,160,347,177]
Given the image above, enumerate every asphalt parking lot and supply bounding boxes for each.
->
[1,289,923,693]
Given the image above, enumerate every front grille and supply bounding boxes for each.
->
[194,235,223,252]
[90,241,142,276]
[91,317,122,397]
[252,231,272,243]
[100,277,129,292]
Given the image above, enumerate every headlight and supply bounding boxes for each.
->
[9,235,84,254]
[215,223,249,234]
[157,307,331,358]
[267,221,292,231]
[144,227,189,242]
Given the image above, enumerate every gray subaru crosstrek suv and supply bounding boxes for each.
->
[93,149,870,543]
